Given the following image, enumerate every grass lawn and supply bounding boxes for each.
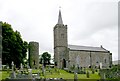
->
[0,71,10,80]
[44,69,100,80]
[1,68,100,80]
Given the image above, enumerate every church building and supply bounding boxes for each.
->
[54,9,112,69]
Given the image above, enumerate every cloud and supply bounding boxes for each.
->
[0,0,118,61]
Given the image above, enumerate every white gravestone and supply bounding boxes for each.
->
[20,63,23,71]
[100,62,102,69]
[11,61,16,78]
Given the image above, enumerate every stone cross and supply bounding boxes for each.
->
[11,61,14,72]
[11,61,16,78]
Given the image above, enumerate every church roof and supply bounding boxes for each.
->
[68,45,109,52]
[57,8,63,25]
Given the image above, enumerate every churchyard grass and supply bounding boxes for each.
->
[1,71,10,80]
[45,69,100,79]
[1,68,100,80]
[0,71,2,80]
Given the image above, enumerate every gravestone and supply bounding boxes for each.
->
[74,72,77,81]
[83,67,86,74]
[86,71,89,78]
[28,69,32,79]
[103,73,106,79]
[48,65,51,73]
[37,70,40,79]
[42,64,45,75]
[7,65,9,73]
[20,63,23,70]
[20,63,23,74]
[10,61,16,78]
[100,62,102,69]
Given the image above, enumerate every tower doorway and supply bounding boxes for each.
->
[63,59,66,68]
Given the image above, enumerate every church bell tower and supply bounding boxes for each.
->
[54,9,68,69]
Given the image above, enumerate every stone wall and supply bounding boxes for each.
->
[69,50,90,68]
[54,24,68,69]
[69,50,111,68]
[54,24,68,47]
[29,42,39,69]
[54,47,69,68]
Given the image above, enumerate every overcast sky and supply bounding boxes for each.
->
[0,0,119,61]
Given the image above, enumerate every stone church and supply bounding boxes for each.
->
[54,9,112,69]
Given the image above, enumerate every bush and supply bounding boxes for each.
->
[99,65,120,79]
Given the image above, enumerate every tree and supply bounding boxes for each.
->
[40,52,51,66]
[2,22,28,68]
[0,22,2,58]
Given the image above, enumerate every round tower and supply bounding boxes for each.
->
[29,41,39,69]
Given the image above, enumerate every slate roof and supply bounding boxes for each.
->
[68,45,109,52]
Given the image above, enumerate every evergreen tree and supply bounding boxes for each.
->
[40,52,51,66]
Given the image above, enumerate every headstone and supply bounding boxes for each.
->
[27,63,30,69]
[83,67,86,74]
[11,61,16,78]
[20,63,23,73]
[37,70,40,79]
[100,62,102,69]
[103,73,106,79]
[11,61,14,72]
[74,72,77,81]
[86,71,89,78]
[42,65,45,75]
[20,63,23,69]
[28,69,32,79]
[7,65,9,73]
[48,65,51,72]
